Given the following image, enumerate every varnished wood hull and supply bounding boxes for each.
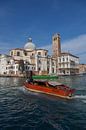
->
[24,82,75,99]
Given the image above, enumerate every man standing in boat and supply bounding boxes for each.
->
[26,70,33,84]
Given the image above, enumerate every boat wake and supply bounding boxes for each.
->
[73,95,86,99]
[18,86,40,96]
[73,95,86,104]
[18,86,86,103]
[18,86,26,92]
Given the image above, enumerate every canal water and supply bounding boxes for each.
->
[0,75,86,130]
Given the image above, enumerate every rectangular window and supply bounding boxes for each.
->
[66,57,68,62]
[45,52,47,56]
[38,60,41,64]
[63,57,65,61]
[11,51,13,56]
[52,62,54,66]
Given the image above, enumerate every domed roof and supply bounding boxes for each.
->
[24,38,36,51]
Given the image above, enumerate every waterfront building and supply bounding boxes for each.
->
[0,54,16,75]
[52,33,79,75]
[9,38,56,76]
[78,64,86,74]
[57,52,79,75]
[0,54,35,76]
[0,34,79,76]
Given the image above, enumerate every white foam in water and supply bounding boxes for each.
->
[73,95,86,99]
[82,100,86,103]
[18,86,26,91]
[19,86,39,96]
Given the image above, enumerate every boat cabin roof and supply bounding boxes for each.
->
[34,80,63,86]
[34,80,71,90]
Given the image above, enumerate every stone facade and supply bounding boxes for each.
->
[78,64,86,74]
[57,53,79,75]
[0,38,57,76]
[52,33,79,75]
[9,48,56,75]
[52,33,61,58]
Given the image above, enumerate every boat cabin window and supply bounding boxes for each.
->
[57,85,70,91]
[34,81,46,86]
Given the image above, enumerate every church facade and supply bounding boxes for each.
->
[0,38,56,76]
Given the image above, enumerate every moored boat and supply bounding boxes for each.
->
[24,80,75,99]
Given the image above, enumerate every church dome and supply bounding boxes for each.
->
[24,38,36,51]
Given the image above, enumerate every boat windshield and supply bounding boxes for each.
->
[34,80,46,86]
[58,85,70,90]
[48,81,71,90]
[34,80,57,88]
[48,81,63,86]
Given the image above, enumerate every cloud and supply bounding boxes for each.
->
[62,34,86,53]
[40,44,52,54]
[40,34,86,63]
[62,34,86,63]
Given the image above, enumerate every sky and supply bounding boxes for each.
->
[0,0,86,63]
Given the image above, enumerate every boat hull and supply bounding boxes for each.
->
[24,82,74,99]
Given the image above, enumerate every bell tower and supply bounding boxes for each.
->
[52,33,61,58]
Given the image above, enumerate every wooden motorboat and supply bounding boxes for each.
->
[24,80,75,99]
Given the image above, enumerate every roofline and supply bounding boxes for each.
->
[10,48,24,51]
[35,49,48,51]
[61,52,79,58]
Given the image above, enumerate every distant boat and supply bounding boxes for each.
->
[32,75,58,80]
[24,80,75,99]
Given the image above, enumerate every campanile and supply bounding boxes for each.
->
[52,33,61,58]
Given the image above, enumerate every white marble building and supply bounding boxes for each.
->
[57,52,79,75]
[0,38,56,76]
[0,34,79,76]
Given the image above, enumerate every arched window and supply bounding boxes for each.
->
[38,52,41,55]
[52,68,54,73]
[24,52,27,56]
[17,51,20,56]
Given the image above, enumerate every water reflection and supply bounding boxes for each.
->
[0,77,25,87]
